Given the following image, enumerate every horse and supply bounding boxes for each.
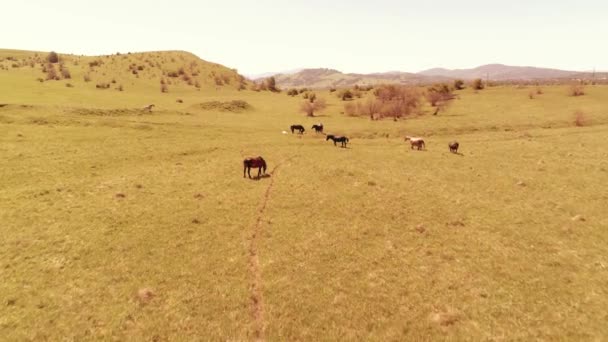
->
[290,124,305,134]
[326,134,349,148]
[449,141,459,153]
[311,123,324,133]
[405,136,425,150]
[143,104,155,112]
[243,156,267,179]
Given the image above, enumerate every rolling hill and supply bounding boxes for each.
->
[267,64,598,89]
[418,64,579,81]
[0,49,248,99]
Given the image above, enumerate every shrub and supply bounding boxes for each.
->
[454,79,465,90]
[45,64,59,80]
[264,76,280,92]
[574,110,586,126]
[65,83,74,88]
[569,84,585,97]
[536,87,543,95]
[372,84,422,120]
[161,83,169,93]
[61,67,71,79]
[194,80,201,88]
[167,71,179,78]
[287,88,298,96]
[300,98,327,117]
[528,91,535,99]
[329,87,337,92]
[471,78,484,90]
[84,74,91,82]
[36,77,44,83]
[47,51,59,63]
[89,60,103,68]
[338,89,354,101]
[117,85,124,91]
[95,83,110,89]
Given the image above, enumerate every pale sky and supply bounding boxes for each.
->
[3,0,607,75]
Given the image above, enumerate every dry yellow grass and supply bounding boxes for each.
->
[1,49,608,340]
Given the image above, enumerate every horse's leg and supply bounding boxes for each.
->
[244,165,246,178]
[248,167,252,178]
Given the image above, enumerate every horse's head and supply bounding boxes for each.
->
[404,136,411,141]
[259,157,267,172]
[326,135,334,141]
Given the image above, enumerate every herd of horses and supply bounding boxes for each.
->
[243,123,460,179]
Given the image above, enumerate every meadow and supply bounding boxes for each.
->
[1,50,608,341]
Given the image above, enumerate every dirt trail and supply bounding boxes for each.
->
[247,156,295,341]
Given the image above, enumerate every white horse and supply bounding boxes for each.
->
[405,136,425,150]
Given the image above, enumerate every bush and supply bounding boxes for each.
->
[264,76,280,92]
[117,85,124,91]
[45,64,59,80]
[569,84,585,97]
[95,83,110,89]
[61,67,71,79]
[329,87,337,93]
[300,98,327,117]
[84,74,91,82]
[287,88,298,96]
[471,78,484,90]
[574,110,586,126]
[47,51,59,63]
[161,83,169,93]
[454,79,465,90]
[338,89,354,101]
[88,60,103,68]
[65,83,74,88]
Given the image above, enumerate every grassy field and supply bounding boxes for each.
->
[1,50,608,341]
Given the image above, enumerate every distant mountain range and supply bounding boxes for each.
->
[252,64,604,88]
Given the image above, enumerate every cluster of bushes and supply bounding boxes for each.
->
[250,76,279,92]
[198,100,251,112]
[96,82,111,89]
[344,84,422,120]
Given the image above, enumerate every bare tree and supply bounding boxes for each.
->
[300,98,327,117]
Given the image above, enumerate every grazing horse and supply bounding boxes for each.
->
[290,124,305,134]
[449,141,459,153]
[311,123,324,133]
[143,104,155,112]
[243,156,267,179]
[405,136,425,150]
[326,134,349,148]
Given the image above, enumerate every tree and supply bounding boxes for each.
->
[454,79,465,90]
[471,78,484,90]
[47,51,59,63]
[300,98,327,117]
[265,76,280,92]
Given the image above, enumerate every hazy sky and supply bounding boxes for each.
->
[3,0,607,75]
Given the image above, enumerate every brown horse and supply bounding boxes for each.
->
[449,141,459,153]
[243,156,267,179]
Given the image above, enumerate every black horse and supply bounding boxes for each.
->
[290,124,305,134]
[243,156,267,179]
[326,134,349,148]
[311,123,324,133]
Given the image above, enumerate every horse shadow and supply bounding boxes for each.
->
[251,174,271,181]
[451,152,465,157]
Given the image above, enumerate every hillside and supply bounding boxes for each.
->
[418,63,579,80]
[274,68,440,89]
[0,49,248,103]
[267,64,598,89]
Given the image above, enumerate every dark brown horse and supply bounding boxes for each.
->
[243,156,267,178]
[326,134,349,148]
[311,123,323,133]
[290,124,305,134]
